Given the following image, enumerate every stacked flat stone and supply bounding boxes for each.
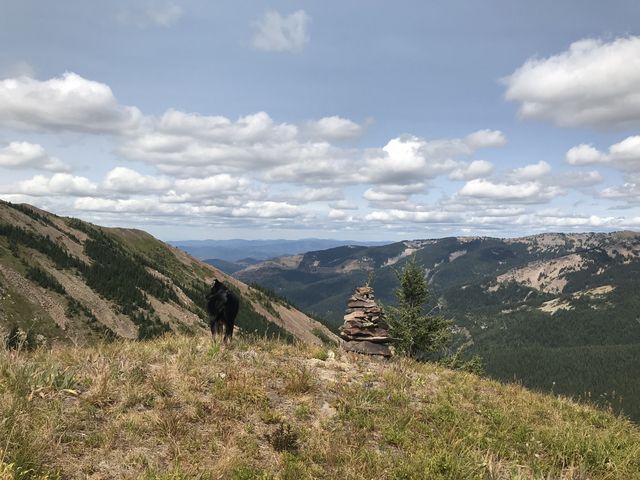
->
[340,286,391,357]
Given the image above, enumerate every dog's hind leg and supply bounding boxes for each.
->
[220,310,230,343]
[223,298,240,344]
[209,314,224,341]
[215,319,224,337]
[223,318,233,344]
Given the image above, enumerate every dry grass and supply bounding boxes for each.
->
[1,334,639,479]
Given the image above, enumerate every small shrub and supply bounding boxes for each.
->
[4,326,29,351]
[260,409,284,425]
[438,341,484,374]
[149,370,173,398]
[283,365,316,395]
[0,460,57,480]
[1,359,77,397]
[231,465,272,480]
[294,403,311,420]
[266,421,299,453]
[313,349,329,361]
[207,343,221,358]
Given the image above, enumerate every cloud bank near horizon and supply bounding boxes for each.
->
[2,36,640,238]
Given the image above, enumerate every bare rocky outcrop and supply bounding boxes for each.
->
[340,286,391,357]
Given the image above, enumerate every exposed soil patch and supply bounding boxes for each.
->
[495,253,586,293]
[0,263,68,329]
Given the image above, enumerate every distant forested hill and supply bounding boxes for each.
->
[236,233,640,421]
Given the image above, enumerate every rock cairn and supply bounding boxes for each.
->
[340,286,392,357]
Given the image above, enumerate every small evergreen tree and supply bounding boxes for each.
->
[387,255,452,358]
[386,255,483,373]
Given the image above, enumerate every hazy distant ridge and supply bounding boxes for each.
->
[169,238,389,262]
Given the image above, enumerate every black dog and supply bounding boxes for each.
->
[206,279,240,343]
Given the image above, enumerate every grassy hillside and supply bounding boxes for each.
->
[1,334,639,479]
[0,201,337,347]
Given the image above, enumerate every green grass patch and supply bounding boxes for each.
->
[0,335,639,478]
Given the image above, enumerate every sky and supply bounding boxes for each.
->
[2,1,640,241]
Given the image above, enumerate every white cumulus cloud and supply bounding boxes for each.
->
[511,161,552,180]
[303,116,366,141]
[329,200,359,210]
[464,129,507,149]
[0,73,142,134]
[0,142,70,172]
[554,170,603,188]
[365,209,460,224]
[459,178,561,203]
[449,160,494,181]
[505,36,640,130]
[282,187,344,203]
[103,167,171,193]
[8,174,97,197]
[566,136,640,171]
[600,182,640,201]
[155,110,297,143]
[75,197,179,214]
[363,189,410,204]
[328,209,349,220]
[231,201,300,218]
[366,136,467,184]
[566,144,606,165]
[117,1,183,28]
[252,10,310,53]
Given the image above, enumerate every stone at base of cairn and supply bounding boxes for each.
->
[343,340,391,357]
[340,285,392,357]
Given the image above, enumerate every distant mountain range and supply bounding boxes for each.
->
[169,238,389,263]
[3,205,639,421]
[0,201,337,346]
[234,233,640,421]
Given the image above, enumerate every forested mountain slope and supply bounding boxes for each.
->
[236,233,640,420]
[0,201,337,347]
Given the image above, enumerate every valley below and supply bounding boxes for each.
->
[231,232,640,421]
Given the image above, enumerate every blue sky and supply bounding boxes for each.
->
[1,1,640,240]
